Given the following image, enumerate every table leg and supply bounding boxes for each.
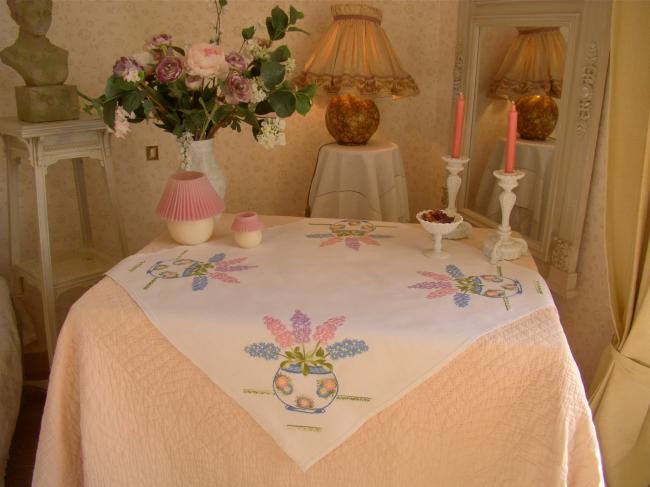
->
[32,144,58,364]
[4,136,21,277]
[72,158,93,248]
[99,133,128,257]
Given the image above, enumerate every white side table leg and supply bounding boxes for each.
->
[99,133,128,257]
[31,141,58,363]
[72,157,93,248]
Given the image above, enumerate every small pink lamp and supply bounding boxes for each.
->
[231,211,264,248]
[156,171,224,245]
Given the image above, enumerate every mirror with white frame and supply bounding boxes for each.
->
[453,0,611,297]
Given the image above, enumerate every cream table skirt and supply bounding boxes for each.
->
[308,142,410,223]
[33,216,602,486]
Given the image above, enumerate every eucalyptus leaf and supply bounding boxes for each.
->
[242,25,255,40]
[255,100,273,115]
[299,83,317,98]
[105,75,134,99]
[289,6,304,24]
[271,6,289,31]
[270,45,290,62]
[260,61,285,89]
[122,91,144,112]
[268,90,296,118]
[102,98,118,129]
[295,92,312,116]
[287,26,309,35]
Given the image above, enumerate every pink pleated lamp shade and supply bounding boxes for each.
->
[231,211,264,232]
[156,171,224,221]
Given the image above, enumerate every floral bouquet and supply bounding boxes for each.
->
[82,0,315,151]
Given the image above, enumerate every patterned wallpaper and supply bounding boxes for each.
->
[0,0,612,387]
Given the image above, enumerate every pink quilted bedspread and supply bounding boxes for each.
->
[32,218,603,486]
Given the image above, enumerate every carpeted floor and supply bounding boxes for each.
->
[5,386,47,487]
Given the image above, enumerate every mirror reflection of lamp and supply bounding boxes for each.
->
[491,27,566,141]
[294,4,419,145]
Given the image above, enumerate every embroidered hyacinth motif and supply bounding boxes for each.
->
[145,251,256,290]
[306,219,392,251]
[245,310,369,414]
[409,264,523,308]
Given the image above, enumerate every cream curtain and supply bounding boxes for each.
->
[589,1,650,486]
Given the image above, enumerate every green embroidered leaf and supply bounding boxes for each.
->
[301,362,309,376]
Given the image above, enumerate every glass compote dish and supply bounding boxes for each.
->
[416,209,463,259]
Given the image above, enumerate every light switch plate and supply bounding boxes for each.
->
[145,146,159,160]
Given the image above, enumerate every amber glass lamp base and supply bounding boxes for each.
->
[515,95,559,141]
[325,94,380,145]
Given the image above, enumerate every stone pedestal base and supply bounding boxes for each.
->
[15,85,80,123]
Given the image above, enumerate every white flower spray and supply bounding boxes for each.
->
[107,105,135,139]
[256,117,286,149]
[177,131,194,169]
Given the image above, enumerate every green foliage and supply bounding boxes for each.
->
[279,343,333,376]
[260,61,285,89]
[84,3,314,141]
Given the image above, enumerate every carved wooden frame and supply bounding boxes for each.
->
[453,0,611,297]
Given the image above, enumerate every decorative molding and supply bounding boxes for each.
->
[550,237,572,272]
[576,42,598,137]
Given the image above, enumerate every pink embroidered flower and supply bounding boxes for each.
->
[264,316,295,348]
[312,316,345,345]
[185,42,229,78]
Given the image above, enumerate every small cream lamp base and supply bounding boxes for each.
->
[166,218,214,245]
[234,230,263,249]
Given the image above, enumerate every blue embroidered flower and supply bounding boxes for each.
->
[244,342,280,360]
[326,339,369,360]
[192,275,208,291]
[454,293,471,307]
[446,264,464,279]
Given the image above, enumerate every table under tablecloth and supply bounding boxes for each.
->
[33,216,603,486]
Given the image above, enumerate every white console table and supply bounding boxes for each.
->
[307,141,410,223]
[1,117,127,363]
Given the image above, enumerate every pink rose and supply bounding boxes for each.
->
[185,42,229,79]
[225,73,252,104]
[155,56,183,83]
[185,75,203,91]
[146,33,172,51]
[226,52,248,72]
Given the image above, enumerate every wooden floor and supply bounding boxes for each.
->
[5,386,46,486]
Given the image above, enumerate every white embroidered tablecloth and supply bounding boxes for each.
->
[106,218,554,471]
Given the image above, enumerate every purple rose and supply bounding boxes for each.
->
[226,73,252,103]
[112,56,143,82]
[146,33,172,50]
[155,56,183,83]
[225,52,248,72]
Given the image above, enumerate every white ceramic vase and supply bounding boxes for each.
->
[185,139,226,200]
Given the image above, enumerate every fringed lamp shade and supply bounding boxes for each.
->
[491,27,567,140]
[295,4,419,145]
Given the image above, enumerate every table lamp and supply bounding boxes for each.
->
[295,4,419,145]
[156,171,224,245]
[491,27,566,140]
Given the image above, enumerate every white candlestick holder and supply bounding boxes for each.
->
[483,170,529,264]
[442,156,472,239]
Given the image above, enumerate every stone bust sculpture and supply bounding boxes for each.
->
[1,0,68,85]
[0,0,78,121]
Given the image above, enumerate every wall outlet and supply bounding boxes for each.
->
[145,146,159,160]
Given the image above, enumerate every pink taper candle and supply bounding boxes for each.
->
[504,102,518,173]
[451,92,465,158]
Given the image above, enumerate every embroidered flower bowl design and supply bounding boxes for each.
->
[409,264,522,307]
[306,219,392,250]
[145,251,256,290]
[245,310,368,414]
[273,364,338,414]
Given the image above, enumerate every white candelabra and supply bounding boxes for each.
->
[442,156,472,239]
[483,170,529,263]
